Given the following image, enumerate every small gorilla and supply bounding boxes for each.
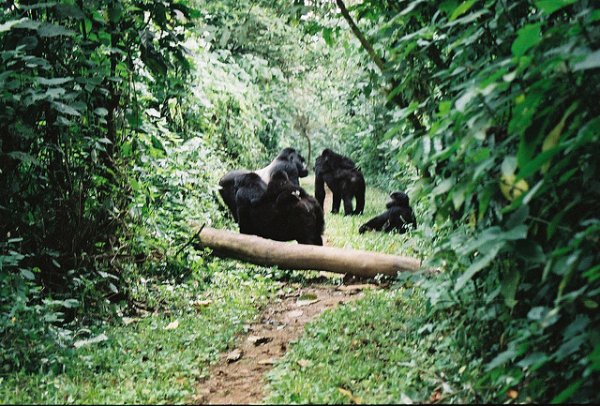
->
[358,191,417,234]
[235,170,324,245]
[219,148,309,222]
[315,148,365,215]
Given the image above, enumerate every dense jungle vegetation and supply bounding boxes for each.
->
[1,0,599,403]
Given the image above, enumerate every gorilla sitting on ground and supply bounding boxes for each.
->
[235,169,324,245]
[315,148,365,215]
[358,191,417,234]
[219,148,309,222]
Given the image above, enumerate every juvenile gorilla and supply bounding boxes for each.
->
[358,191,417,234]
[235,170,324,245]
[315,148,365,215]
[219,148,309,222]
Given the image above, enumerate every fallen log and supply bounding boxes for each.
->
[196,226,422,277]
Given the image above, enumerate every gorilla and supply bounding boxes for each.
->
[254,147,309,186]
[315,148,365,215]
[219,148,309,222]
[233,172,267,218]
[235,169,324,245]
[359,191,417,234]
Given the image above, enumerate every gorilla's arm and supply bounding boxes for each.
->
[284,163,300,186]
[358,211,391,234]
[315,170,326,209]
[219,169,250,221]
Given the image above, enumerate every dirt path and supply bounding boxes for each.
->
[195,282,377,404]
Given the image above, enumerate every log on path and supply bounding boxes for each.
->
[196,227,422,277]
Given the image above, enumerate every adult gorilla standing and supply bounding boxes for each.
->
[314,148,365,215]
[218,148,309,221]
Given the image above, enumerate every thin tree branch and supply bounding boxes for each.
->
[335,0,424,132]
[335,0,386,72]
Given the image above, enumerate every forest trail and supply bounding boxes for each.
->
[195,188,377,404]
[195,282,379,404]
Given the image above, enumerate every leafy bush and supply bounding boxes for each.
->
[0,0,196,372]
[306,0,600,402]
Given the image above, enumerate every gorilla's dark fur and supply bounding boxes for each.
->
[315,148,365,215]
[233,172,266,219]
[235,170,324,245]
[219,148,309,222]
[359,191,417,234]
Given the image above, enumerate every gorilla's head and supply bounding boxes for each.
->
[387,191,410,208]
[315,151,330,172]
[234,172,263,189]
[316,148,356,173]
[268,169,292,193]
[279,148,308,178]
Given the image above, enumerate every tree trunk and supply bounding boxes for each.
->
[301,128,311,170]
[196,227,422,277]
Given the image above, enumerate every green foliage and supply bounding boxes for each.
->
[0,263,276,404]
[0,0,197,372]
[266,285,482,404]
[2,0,598,402]
[301,0,600,402]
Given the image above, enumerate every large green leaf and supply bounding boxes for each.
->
[37,77,73,86]
[52,101,81,116]
[511,23,542,58]
[535,0,577,14]
[573,49,600,72]
[449,0,477,21]
[0,18,31,32]
[454,241,503,292]
[457,225,528,256]
[485,345,523,371]
[37,22,75,37]
[500,267,520,308]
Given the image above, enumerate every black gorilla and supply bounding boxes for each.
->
[315,148,365,215]
[235,170,324,245]
[219,148,309,222]
[254,147,309,186]
[359,191,417,234]
[233,172,267,219]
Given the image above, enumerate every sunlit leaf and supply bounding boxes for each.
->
[449,0,477,21]
[535,0,577,14]
[37,22,75,37]
[512,23,542,57]
[73,333,108,349]
[37,77,73,86]
[573,49,600,71]
[52,101,81,116]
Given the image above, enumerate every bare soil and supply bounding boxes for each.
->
[195,282,378,405]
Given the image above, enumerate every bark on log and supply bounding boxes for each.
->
[197,227,422,277]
